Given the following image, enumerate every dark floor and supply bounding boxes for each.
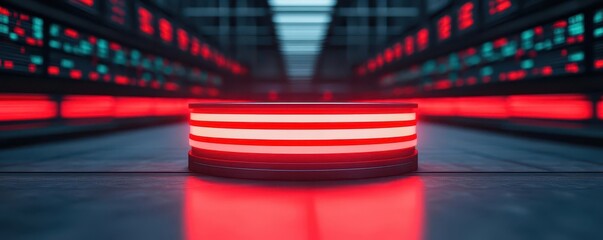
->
[1,122,602,240]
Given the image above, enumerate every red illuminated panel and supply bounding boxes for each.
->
[67,0,100,14]
[437,15,452,41]
[598,98,603,120]
[508,95,592,120]
[106,0,130,28]
[158,18,173,43]
[177,28,189,51]
[188,102,418,179]
[61,96,115,118]
[416,28,429,52]
[184,176,423,240]
[405,36,414,56]
[154,99,188,116]
[457,1,476,32]
[0,94,57,121]
[394,42,403,59]
[485,0,517,23]
[137,6,154,36]
[190,37,200,56]
[200,43,212,59]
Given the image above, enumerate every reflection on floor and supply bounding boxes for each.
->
[0,122,602,239]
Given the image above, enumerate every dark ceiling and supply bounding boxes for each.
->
[176,0,420,82]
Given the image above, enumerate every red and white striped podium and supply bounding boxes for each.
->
[188,102,418,180]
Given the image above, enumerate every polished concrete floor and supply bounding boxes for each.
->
[1,122,602,240]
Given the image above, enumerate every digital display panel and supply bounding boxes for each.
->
[177,28,189,51]
[158,17,174,44]
[383,13,586,89]
[404,35,414,57]
[0,5,44,75]
[0,5,44,47]
[106,0,131,29]
[137,3,155,37]
[457,0,478,34]
[66,0,100,15]
[0,41,43,74]
[190,37,201,57]
[416,27,430,52]
[593,9,603,70]
[483,0,518,24]
[436,13,453,42]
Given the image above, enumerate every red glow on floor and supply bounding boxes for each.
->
[0,94,57,121]
[184,176,424,240]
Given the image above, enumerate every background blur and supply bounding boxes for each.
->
[1,0,603,143]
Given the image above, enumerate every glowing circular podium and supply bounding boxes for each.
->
[188,102,418,180]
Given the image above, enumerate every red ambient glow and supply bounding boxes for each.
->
[184,176,424,240]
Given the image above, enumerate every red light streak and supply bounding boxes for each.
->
[493,38,508,48]
[405,36,414,56]
[0,7,9,16]
[13,27,24,36]
[4,60,13,69]
[508,95,592,120]
[69,70,82,79]
[541,66,553,76]
[73,0,94,7]
[553,20,568,28]
[565,63,580,73]
[89,72,99,80]
[64,28,79,39]
[489,0,512,15]
[138,7,154,36]
[164,82,179,91]
[177,29,189,51]
[114,97,154,117]
[201,44,212,59]
[405,94,592,121]
[416,28,429,51]
[158,18,173,43]
[48,66,60,75]
[458,2,475,30]
[437,15,452,40]
[394,42,403,59]
[114,75,130,85]
[384,48,394,63]
[0,94,57,121]
[191,37,200,56]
